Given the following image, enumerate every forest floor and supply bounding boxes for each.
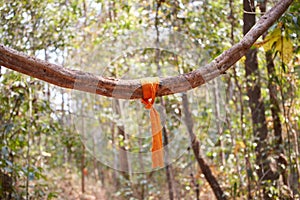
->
[37,166,216,200]
[42,167,107,200]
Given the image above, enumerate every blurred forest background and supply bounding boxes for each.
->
[0,0,299,199]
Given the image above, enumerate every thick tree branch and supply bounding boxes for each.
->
[0,0,293,99]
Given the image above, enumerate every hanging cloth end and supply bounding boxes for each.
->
[140,77,164,168]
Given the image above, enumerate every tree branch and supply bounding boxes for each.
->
[0,0,293,99]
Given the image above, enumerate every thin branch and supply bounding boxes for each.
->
[0,0,293,99]
[243,10,265,14]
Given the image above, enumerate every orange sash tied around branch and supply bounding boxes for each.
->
[141,77,164,168]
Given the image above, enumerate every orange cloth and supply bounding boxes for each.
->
[141,77,164,168]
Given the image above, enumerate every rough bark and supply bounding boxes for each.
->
[0,0,293,99]
[182,93,226,200]
[243,1,279,199]
[259,0,287,186]
[260,0,284,154]
[0,171,13,199]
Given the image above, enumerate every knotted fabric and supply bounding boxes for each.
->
[141,77,164,168]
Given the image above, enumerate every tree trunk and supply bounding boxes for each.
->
[155,1,177,194]
[243,0,277,198]
[259,2,297,197]
[182,93,226,200]
[81,105,85,194]
[113,99,132,199]
[156,51,177,200]
[0,171,13,199]
[113,99,130,176]
[160,96,177,200]
[213,79,225,166]
[111,122,120,190]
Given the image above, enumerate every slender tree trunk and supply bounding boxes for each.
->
[113,99,131,198]
[190,173,200,200]
[114,99,130,175]
[117,124,130,176]
[25,87,33,200]
[162,123,175,200]
[111,122,119,190]
[265,52,294,198]
[213,79,225,166]
[92,134,100,182]
[154,2,177,196]
[160,96,176,200]
[228,0,252,197]
[243,0,277,198]
[59,52,68,165]
[182,93,226,200]
[0,70,13,198]
[81,105,85,194]
[232,68,254,199]
[155,50,177,200]
[259,0,284,158]
[138,127,145,172]
[81,1,87,194]
[259,3,296,196]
